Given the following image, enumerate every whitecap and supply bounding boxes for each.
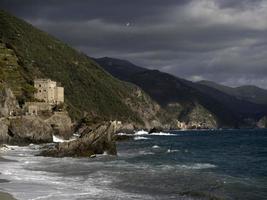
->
[178,163,217,170]
[152,145,160,149]
[134,130,149,135]
[134,136,150,140]
[150,132,176,136]
[134,130,176,136]
[52,135,76,143]
[117,132,127,136]
[166,149,180,153]
[138,150,154,155]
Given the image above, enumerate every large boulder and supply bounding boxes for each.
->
[8,116,53,145]
[41,121,122,157]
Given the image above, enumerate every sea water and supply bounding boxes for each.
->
[0,129,266,200]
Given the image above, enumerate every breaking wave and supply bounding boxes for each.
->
[134,130,176,136]
[52,135,76,143]
[177,163,217,170]
[134,136,150,140]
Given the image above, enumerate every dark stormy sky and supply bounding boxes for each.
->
[1,0,267,88]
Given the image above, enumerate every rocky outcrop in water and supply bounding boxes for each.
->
[40,121,122,157]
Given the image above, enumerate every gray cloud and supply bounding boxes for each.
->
[1,0,267,88]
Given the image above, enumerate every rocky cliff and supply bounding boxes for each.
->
[44,111,73,139]
[0,83,124,158]
[8,116,54,144]
[0,10,168,129]
[40,121,122,157]
[0,85,20,117]
[96,57,267,128]
[0,85,73,145]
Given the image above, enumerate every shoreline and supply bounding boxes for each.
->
[0,191,16,200]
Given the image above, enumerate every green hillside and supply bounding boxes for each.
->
[0,10,160,124]
[96,57,267,128]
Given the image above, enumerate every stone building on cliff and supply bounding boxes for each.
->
[34,79,64,104]
[25,79,64,115]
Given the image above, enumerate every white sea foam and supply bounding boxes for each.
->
[152,145,160,149]
[134,130,149,135]
[0,145,10,152]
[138,150,154,155]
[134,136,150,140]
[178,163,217,170]
[117,132,128,136]
[134,130,176,136]
[0,146,155,200]
[166,149,180,153]
[150,132,176,136]
[52,135,76,143]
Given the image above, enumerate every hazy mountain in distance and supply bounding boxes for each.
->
[198,80,267,105]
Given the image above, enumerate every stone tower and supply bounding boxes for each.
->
[34,79,64,104]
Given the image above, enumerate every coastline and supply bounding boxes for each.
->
[0,191,16,200]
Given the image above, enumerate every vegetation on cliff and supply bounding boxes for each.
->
[0,10,162,126]
[95,57,267,128]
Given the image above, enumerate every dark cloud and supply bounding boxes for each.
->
[1,0,267,88]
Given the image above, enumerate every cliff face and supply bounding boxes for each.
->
[122,86,167,129]
[0,84,122,158]
[44,112,73,139]
[0,10,166,128]
[0,116,54,145]
[185,104,218,129]
[8,116,54,144]
[0,85,73,145]
[0,86,20,117]
[0,118,9,143]
[95,57,267,128]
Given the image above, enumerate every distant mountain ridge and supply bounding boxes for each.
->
[95,57,267,128]
[198,80,267,105]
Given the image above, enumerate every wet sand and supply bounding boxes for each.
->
[0,191,16,200]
